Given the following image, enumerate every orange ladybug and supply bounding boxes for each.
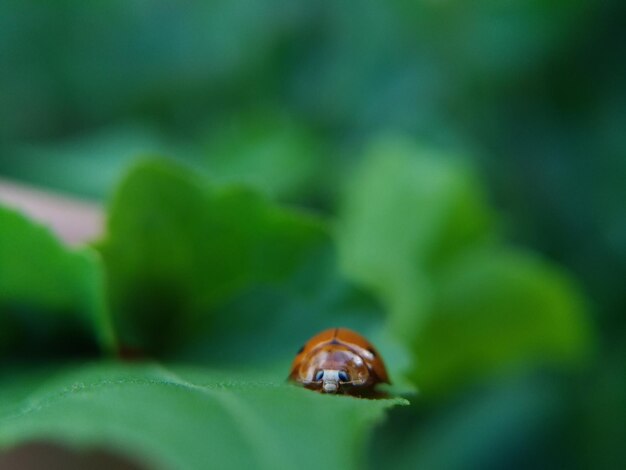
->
[288,328,390,397]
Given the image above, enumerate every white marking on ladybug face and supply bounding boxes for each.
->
[321,370,339,393]
[320,370,351,393]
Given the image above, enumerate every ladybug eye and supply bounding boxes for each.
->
[338,371,349,382]
[314,370,324,381]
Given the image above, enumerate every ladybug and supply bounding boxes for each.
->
[288,328,390,397]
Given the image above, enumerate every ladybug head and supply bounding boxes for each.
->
[314,369,351,393]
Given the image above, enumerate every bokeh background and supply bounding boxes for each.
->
[1,1,624,469]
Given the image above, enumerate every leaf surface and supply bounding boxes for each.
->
[0,363,407,470]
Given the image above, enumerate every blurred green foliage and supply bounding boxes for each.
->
[0,0,624,469]
[0,207,114,357]
[100,160,328,353]
[338,139,591,396]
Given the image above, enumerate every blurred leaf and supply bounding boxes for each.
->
[179,257,393,370]
[337,137,591,397]
[0,125,170,200]
[99,159,330,353]
[0,206,114,358]
[413,249,592,395]
[371,373,562,470]
[337,137,494,338]
[0,362,407,470]
[201,111,324,201]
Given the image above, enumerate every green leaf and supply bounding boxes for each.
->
[201,110,324,201]
[0,363,407,470]
[412,249,592,395]
[99,160,330,353]
[0,206,115,358]
[337,137,494,338]
[337,136,591,396]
